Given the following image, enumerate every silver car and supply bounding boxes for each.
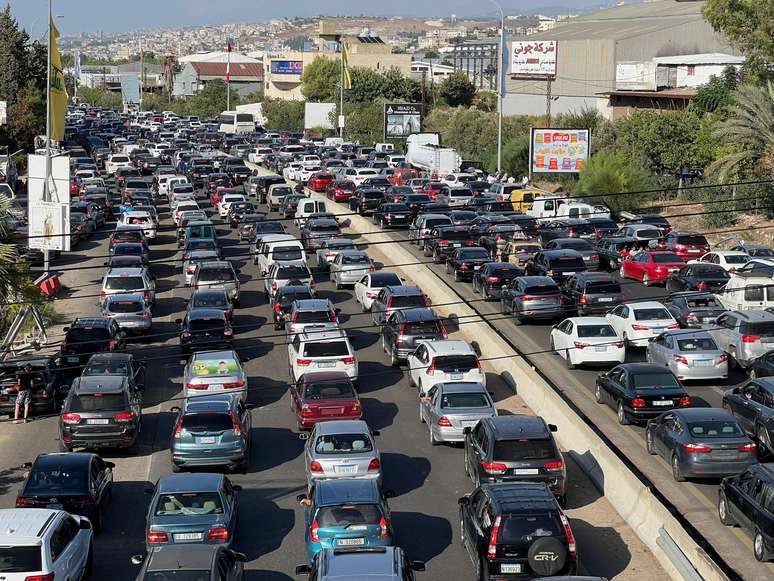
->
[646,330,728,381]
[192,261,241,307]
[301,419,382,486]
[182,349,247,401]
[709,309,774,368]
[419,382,497,444]
[330,250,374,289]
[315,238,357,271]
[265,260,314,300]
[101,292,152,335]
[183,250,220,286]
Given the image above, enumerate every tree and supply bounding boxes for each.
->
[499,135,531,178]
[77,86,122,109]
[7,83,44,153]
[438,71,476,107]
[26,41,47,92]
[341,101,384,145]
[301,56,340,102]
[347,68,387,103]
[704,0,774,74]
[693,65,740,114]
[574,150,653,212]
[423,49,440,60]
[262,98,304,131]
[185,79,239,119]
[0,6,30,106]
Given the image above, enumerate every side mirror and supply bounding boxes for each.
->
[230,550,247,563]
[143,487,154,495]
[463,427,472,435]
[170,406,181,413]
[20,461,32,470]
[235,269,242,274]
[295,565,311,575]
[79,518,92,530]
[232,484,243,492]
[175,318,182,325]
[335,308,342,314]
[371,430,380,437]
[458,496,470,506]
[298,432,310,440]
[411,561,426,572]
[383,490,396,499]
[548,423,558,432]
[62,327,69,332]
[104,461,116,469]
[130,554,144,566]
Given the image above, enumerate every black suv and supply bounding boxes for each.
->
[525,249,588,284]
[464,415,566,505]
[272,284,314,330]
[60,375,141,452]
[459,482,578,579]
[348,188,385,215]
[719,463,774,562]
[61,317,126,368]
[446,247,492,282]
[381,307,446,365]
[425,225,475,264]
[0,356,66,415]
[562,272,623,316]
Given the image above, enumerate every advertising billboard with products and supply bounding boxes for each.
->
[529,128,590,174]
[271,60,303,75]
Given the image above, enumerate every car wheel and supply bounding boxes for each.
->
[549,337,556,353]
[445,262,451,274]
[642,273,651,287]
[754,530,768,562]
[750,368,758,379]
[433,250,441,264]
[646,428,656,455]
[671,454,685,482]
[718,492,735,526]
[381,335,388,354]
[419,405,425,424]
[59,440,72,452]
[558,494,567,509]
[617,401,630,425]
[565,350,575,369]
[171,462,182,473]
[623,333,631,350]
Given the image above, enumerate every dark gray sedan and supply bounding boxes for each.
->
[645,408,757,481]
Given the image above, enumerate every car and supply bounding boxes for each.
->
[315,238,357,270]
[665,263,731,293]
[348,188,385,215]
[459,482,578,578]
[169,393,253,473]
[463,415,566,503]
[471,262,523,301]
[144,473,241,550]
[617,223,664,242]
[539,218,595,245]
[0,508,94,581]
[645,408,756,482]
[606,301,679,348]
[182,350,247,401]
[249,222,289,262]
[105,253,145,270]
[330,250,375,289]
[420,381,496,445]
[191,261,241,307]
[0,356,66,416]
[501,276,564,324]
[187,289,234,321]
[100,267,156,305]
[381,307,447,365]
[178,308,234,352]
[285,298,340,338]
[445,247,491,282]
[265,260,315,300]
[296,546,425,581]
[709,310,774,369]
[561,272,623,316]
[373,202,411,228]
[718,463,774,562]
[353,272,403,312]
[620,251,685,286]
[646,330,728,381]
[227,201,259,228]
[301,218,342,252]
[326,179,356,202]
[544,238,600,270]
[664,292,727,328]
[663,231,711,260]
[691,250,750,272]
[549,317,625,369]
[130,545,246,580]
[290,370,361,430]
[407,340,485,396]
[301,419,382,485]
[308,171,334,192]
[595,363,691,425]
[16,452,114,533]
[82,352,145,391]
[525,249,588,285]
[722,378,774,454]
[182,249,220,285]
[750,350,774,379]
[100,293,152,336]
[60,317,126,367]
[409,213,452,249]
[59,375,142,452]
[371,285,429,325]
[730,243,774,258]
[425,225,475,264]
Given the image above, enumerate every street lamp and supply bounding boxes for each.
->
[488,0,505,175]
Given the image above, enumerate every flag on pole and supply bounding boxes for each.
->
[49,18,68,141]
[74,50,81,81]
[342,42,352,90]
[226,40,232,83]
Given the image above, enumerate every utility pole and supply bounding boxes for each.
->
[140,41,144,111]
[489,0,505,174]
[545,79,553,127]
[339,35,344,138]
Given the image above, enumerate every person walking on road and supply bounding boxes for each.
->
[14,364,34,423]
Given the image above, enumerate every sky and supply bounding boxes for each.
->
[9,0,609,36]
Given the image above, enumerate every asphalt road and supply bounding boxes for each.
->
[0,180,664,581]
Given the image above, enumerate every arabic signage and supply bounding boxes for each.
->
[384,103,422,139]
[511,40,557,78]
[271,60,304,75]
[529,128,590,174]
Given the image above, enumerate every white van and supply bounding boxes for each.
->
[716,273,774,311]
[386,154,406,167]
[295,199,328,227]
[257,234,306,275]
[375,143,395,153]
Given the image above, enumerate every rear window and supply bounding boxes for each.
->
[677,337,718,351]
[677,235,708,246]
[741,321,774,336]
[199,267,234,283]
[364,191,384,199]
[685,297,721,308]
[548,257,585,269]
[585,282,621,294]
[426,218,452,228]
[314,433,373,454]
[744,286,765,302]
[341,254,370,265]
[272,246,303,261]
[303,341,350,358]
[192,294,228,308]
[295,311,332,323]
[182,413,232,432]
[68,327,111,341]
[434,355,478,372]
[500,515,562,545]
[0,546,42,573]
[70,393,128,411]
[441,230,470,241]
[278,265,311,279]
[652,253,682,263]
[304,380,355,399]
[524,285,560,296]
[637,229,662,239]
[493,438,556,461]
[724,254,748,264]
[460,249,490,259]
[688,421,744,438]
[402,320,442,335]
[107,300,143,314]
[316,505,381,527]
[105,276,145,290]
[154,492,223,516]
[189,318,225,331]
[440,392,490,408]
[312,224,341,233]
[391,294,426,308]
[631,372,681,389]
[633,308,671,321]
[577,324,617,338]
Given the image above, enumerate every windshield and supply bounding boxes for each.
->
[577,324,618,338]
[144,572,211,581]
[0,547,41,573]
[303,341,350,358]
[107,300,144,314]
[106,276,145,291]
[70,393,128,412]
[83,361,130,376]
[304,380,355,399]
[189,318,225,331]
[67,327,110,342]
[631,372,681,389]
[493,439,556,461]
[193,294,228,308]
[586,282,621,294]
[724,255,749,264]
[688,421,744,438]
[316,504,381,528]
[440,392,490,408]
[154,492,223,516]
[685,297,721,308]
[314,434,373,454]
[677,235,708,246]
[341,254,370,265]
[272,246,303,261]
[676,337,718,351]
[524,285,559,296]
[633,308,671,321]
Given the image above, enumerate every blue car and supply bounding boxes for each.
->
[298,479,394,560]
[144,473,241,550]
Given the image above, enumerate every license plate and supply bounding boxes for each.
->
[334,465,357,474]
[321,407,344,416]
[318,361,336,368]
[198,436,216,444]
[598,297,613,302]
[66,356,80,363]
[395,215,406,219]
[693,359,712,367]
[174,533,203,541]
[449,372,464,380]
[688,249,700,253]
[474,265,482,270]
[337,538,365,546]
[594,346,607,352]
[512,468,539,475]
[87,418,109,425]
[653,400,674,406]
[453,243,461,248]
[563,272,574,275]
[47,503,63,510]
[501,564,522,574]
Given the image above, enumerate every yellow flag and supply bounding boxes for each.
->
[49,18,68,141]
[342,42,352,90]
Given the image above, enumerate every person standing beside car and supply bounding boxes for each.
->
[14,363,35,422]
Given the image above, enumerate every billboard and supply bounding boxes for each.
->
[530,128,590,174]
[384,103,422,139]
[511,40,557,78]
[28,154,70,251]
[271,60,303,75]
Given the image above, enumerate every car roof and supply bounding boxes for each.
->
[541,249,583,258]
[300,330,348,342]
[485,415,550,439]
[315,478,381,506]
[294,298,332,310]
[157,473,224,493]
[146,544,220,570]
[384,285,422,296]
[0,508,61,544]
[617,363,673,374]
[628,301,668,310]
[435,381,487,394]
[302,371,352,384]
[72,375,128,393]
[106,267,145,276]
[483,482,557,513]
[87,352,133,363]
[396,307,436,322]
[184,393,236,412]
[519,276,556,285]
[104,293,145,302]
[565,316,611,326]
[314,419,372,435]
[320,547,399,578]
[191,350,238,361]
[672,407,735,422]
[733,309,774,321]
[424,340,475,355]
[72,317,112,327]
[33,452,95,470]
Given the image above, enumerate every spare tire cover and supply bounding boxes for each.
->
[527,536,567,576]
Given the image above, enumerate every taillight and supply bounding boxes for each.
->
[631,398,646,408]
[61,413,81,424]
[222,380,245,389]
[718,354,728,363]
[113,411,134,422]
[296,358,312,366]
[368,458,380,471]
[309,460,323,473]
[437,416,452,427]
[147,531,169,543]
[310,519,320,542]
[379,515,390,539]
[487,515,501,560]
[682,443,711,453]
[26,574,56,581]
[667,323,680,329]
[15,497,36,507]
[207,527,229,541]
[573,342,588,350]
[485,276,499,283]
[742,335,761,343]
[543,460,564,471]
[631,324,649,331]
[560,513,576,556]
[229,412,242,436]
[438,239,450,246]
[579,295,587,304]
[223,328,233,337]
[186,382,209,390]
[481,461,507,475]
[173,415,183,439]
[674,355,689,365]
[696,282,707,291]
[739,442,757,453]
[426,358,436,375]
[678,395,691,407]
[273,303,281,314]
[108,340,117,350]
[341,356,356,365]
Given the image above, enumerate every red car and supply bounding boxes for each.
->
[326,180,356,202]
[388,168,419,186]
[620,250,685,286]
[308,171,334,192]
[211,186,239,207]
[422,181,450,200]
[663,231,711,260]
[290,371,361,430]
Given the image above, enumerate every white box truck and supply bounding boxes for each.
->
[405,133,461,178]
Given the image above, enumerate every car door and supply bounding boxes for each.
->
[601,368,625,405]
[710,314,733,352]
[726,383,756,434]
[462,489,487,558]
[383,313,399,348]
[409,344,428,386]
[648,334,665,365]
[607,305,628,336]
[421,385,439,425]
[354,275,369,306]
[660,414,682,459]
[288,336,302,382]
[52,515,87,579]
[222,478,238,537]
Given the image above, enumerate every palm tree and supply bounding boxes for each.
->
[708,81,774,180]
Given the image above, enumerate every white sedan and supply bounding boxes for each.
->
[605,301,679,348]
[217,194,246,218]
[283,162,303,182]
[689,250,750,272]
[549,317,625,369]
[354,271,403,311]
